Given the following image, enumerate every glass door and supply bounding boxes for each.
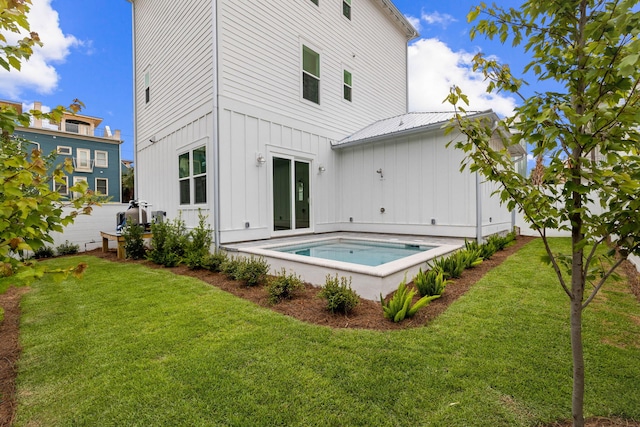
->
[273,157,310,233]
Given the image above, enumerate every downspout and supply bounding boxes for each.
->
[212,0,221,251]
[129,0,138,202]
[476,171,482,243]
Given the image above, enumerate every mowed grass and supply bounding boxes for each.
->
[5,238,640,426]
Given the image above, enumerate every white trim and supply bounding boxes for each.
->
[300,40,322,106]
[95,177,108,195]
[72,176,87,199]
[95,150,108,168]
[178,144,209,208]
[53,175,69,196]
[57,145,72,155]
[75,148,92,172]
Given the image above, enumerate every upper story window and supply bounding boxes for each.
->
[310,0,318,4]
[144,69,151,104]
[343,0,351,19]
[57,146,72,155]
[302,45,320,104]
[343,70,352,102]
[179,146,207,205]
[95,150,108,168]
[75,148,93,172]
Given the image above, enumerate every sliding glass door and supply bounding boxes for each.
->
[273,157,310,232]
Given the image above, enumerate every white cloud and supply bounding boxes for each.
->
[408,38,517,117]
[421,11,457,28]
[0,0,80,99]
[405,15,421,33]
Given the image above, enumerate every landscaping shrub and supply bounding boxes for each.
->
[237,256,270,286]
[147,214,189,267]
[413,268,450,298]
[184,211,214,270]
[122,219,147,260]
[429,253,465,279]
[267,269,304,304]
[458,248,483,269]
[319,274,359,314]
[32,246,54,259]
[220,256,243,280]
[203,251,228,273]
[56,240,79,256]
[381,277,439,323]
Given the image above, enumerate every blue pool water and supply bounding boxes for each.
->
[273,239,436,267]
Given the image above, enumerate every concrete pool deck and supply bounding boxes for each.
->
[222,232,464,301]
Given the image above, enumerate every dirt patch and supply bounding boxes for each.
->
[549,417,640,427]
[0,286,30,427]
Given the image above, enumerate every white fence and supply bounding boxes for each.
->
[49,204,125,252]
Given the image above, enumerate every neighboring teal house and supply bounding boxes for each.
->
[6,100,124,203]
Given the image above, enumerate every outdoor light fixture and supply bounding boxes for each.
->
[376,168,384,178]
[318,164,326,173]
[256,153,266,166]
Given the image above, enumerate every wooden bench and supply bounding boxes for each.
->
[101,231,152,259]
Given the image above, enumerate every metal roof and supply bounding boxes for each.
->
[332,111,492,149]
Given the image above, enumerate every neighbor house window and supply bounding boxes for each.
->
[179,146,207,205]
[343,0,351,19]
[343,70,352,102]
[144,70,150,104]
[75,148,92,172]
[302,46,320,104]
[72,176,87,199]
[95,150,108,168]
[54,176,69,195]
[57,146,72,155]
[95,178,108,195]
[310,0,318,4]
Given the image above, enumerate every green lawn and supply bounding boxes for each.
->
[5,238,640,426]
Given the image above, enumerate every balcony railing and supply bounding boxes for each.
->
[72,158,94,173]
[64,122,93,136]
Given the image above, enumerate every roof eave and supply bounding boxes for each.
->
[375,0,419,40]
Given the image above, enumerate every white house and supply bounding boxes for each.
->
[127,0,523,246]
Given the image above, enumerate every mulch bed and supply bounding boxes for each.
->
[2,234,640,426]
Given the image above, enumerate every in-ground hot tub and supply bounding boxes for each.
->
[230,235,461,301]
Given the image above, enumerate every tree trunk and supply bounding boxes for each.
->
[570,287,585,427]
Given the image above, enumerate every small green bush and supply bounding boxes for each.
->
[122,219,147,260]
[458,248,483,269]
[148,214,189,267]
[203,251,228,272]
[319,274,360,314]
[220,256,243,280]
[237,256,270,286]
[267,269,304,304]
[429,253,465,279]
[413,268,450,297]
[184,210,213,270]
[381,277,439,323]
[33,246,54,259]
[56,240,79,256]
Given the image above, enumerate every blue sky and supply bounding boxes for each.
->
[1,0,537,167]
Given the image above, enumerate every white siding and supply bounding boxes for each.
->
[218,0,408,136]
[335,130,512,238]
[132,0,214,143]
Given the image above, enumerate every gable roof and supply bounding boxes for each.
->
[332,111,494,149]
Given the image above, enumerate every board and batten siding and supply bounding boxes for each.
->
[335,130,512,238]
[218,0,409,137]
[217,107,340,243]
[132,0,214,143]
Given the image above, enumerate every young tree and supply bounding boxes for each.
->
[446,1,640,426]
[1,0,99,281]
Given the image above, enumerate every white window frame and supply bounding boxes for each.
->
[54,175,69,196]
[144,67,151,104]
[342,0,352,20]
[95,150,108,168]
[301,43,321,105]
[57,146,72,155]
[178,145,207,206]
[72,176,87,199]
[343,68,353,102]
[95,177,108,195]
[75,148,92,172]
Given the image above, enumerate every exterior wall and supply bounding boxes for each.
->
[49,204,127,252]
[218,0,409,136]
[15,129,123,202]
[333,130,513,239]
